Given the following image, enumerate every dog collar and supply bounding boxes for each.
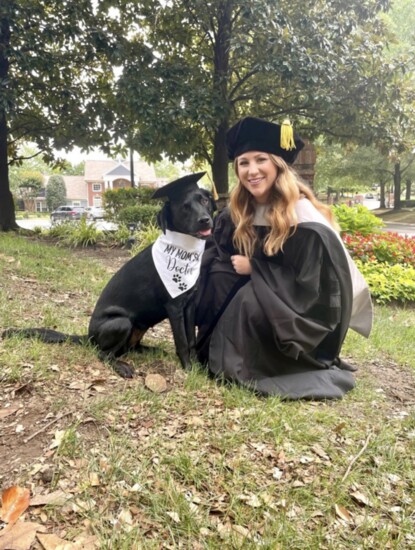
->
[151,230,206,298]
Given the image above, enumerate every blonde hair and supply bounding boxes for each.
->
[230,154,338,258]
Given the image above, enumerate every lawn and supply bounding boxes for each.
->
[0,233,414,549]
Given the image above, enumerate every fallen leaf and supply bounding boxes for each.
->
[0,521,45,550]
[30,491,70,507]
[88,473,100,487]
[0,487,30,525]
[36,532,68,550]
[145,374,167,393]
[350,491,371,507]
[311,444,330,461]
[166,511,180,523]
[334,504,352,523]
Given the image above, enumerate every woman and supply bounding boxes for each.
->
[195,117,372,400]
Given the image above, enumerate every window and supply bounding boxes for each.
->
[93,183,102,192]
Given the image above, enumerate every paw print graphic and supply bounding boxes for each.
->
[172,274,182,283]
[178,282,188,291]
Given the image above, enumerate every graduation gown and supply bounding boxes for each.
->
[195,202,373,400]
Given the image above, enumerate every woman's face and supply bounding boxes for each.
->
[236,151,278,204]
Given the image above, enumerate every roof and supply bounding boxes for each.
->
[104,164,131,177]
[44,175,86,200]
[84,159,157,182]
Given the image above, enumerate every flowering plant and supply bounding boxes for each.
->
[343,232,415,268]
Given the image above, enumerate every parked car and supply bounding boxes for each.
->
[85,206,106,220]
[364,193,374,199]
[50,206,87,224]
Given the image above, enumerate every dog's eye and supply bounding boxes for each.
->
[201,198,209,206]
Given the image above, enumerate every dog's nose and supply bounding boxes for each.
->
[198,216,211,226]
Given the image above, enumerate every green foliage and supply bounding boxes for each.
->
[46,219,100,248]
[333,204,385,235]
[18,171,43,194]
[61,161,85,176]
[102,187,161,222]
[130,223,162,255]
[46,175,67,211]
[355,259,415,304]
[114,0,408,194]
[103,187,155,209]
[314,142,390,195]
[154,159,181,180]
[101,225,132,248]
[117,204,160,227]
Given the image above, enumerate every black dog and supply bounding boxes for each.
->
[3,173,216,378]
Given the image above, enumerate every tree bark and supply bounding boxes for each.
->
[379,180,386,209]
[0,15,18,231]
[129,146,136,188]
[393,161,401,210]
[211,1,232,198]
[405,178,411,202]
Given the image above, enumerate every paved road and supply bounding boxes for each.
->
[17,219,117,231]
[382,223,415,237]
[17,212,415,237]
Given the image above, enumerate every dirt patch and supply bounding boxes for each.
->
[363,358,415,405]
[75,245,131,273]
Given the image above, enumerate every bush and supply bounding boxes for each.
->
[130,223,162,255]
[333,204,384,235]
[45,219,100,247]
[355,259,415,304]
[343,232,415,267]
[46,175,67,211]
[103,187,162,221]
[117,204,160,227]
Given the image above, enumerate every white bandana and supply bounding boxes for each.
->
[151,230,207,298]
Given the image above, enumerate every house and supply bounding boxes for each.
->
[35,158,161,212]
[84,159,159,207]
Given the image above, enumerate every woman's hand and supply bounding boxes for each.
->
[231,255,252,275]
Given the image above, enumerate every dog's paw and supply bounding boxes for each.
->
[113,360,135,379]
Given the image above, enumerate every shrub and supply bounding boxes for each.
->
[130,223,161,255]
[103,187,162,221]
[45,219,101,247]
[355,259,415,304]
[46,175,67,211]
[343,232,415,267]
[333,204,384,235]
[117,204,160,227]
[101,224,132,248]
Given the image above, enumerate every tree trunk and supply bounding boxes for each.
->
[0,14,18,231]
[379,180,386,209]
[129,146,136,188]
[211,1,232,200]
[212,120,230,199]
[393,162,401,210]
[405,178,411,201]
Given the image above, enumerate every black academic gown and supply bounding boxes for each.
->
[195,208,356,400]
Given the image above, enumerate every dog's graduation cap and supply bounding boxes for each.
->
[226,116,304,165]
[152,171,206,200]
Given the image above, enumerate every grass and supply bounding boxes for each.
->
[0,232,414,549]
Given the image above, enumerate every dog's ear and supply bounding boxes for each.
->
[157,202,171,233]
[202,189,218,213]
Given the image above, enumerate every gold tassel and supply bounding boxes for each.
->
[206,172,219,200]
[280,119,296,151]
